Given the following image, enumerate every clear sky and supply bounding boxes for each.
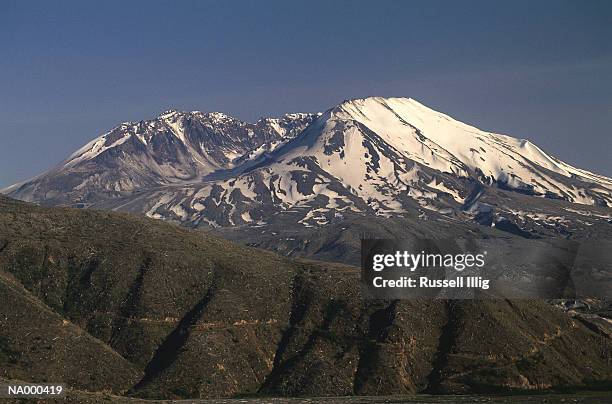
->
[1,0,611,188]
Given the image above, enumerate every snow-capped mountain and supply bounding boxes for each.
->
[4,97,611,238]
[3,110,318,201]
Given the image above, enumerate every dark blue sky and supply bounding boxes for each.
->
[1,0,611,187]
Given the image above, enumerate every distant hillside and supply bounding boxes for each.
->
[0,195,610,399]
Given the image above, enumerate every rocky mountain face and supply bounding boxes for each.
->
[3,110,318,202]
[4,97,612,261]
[1,196,610,399]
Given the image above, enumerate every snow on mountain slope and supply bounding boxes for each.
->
[64,110,317,176]
[90,98,611,232]
[4,97,611,234]
[211,97,611,214]
[329,97,612,202]
[4,110,318,203]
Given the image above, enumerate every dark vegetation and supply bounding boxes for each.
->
[0,195,611,400]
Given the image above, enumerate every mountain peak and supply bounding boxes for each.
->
[330,96,434,124]
[336,96,420,108]
[158,109,180,118]
[4,97,612,224]
[203,111,234,123]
